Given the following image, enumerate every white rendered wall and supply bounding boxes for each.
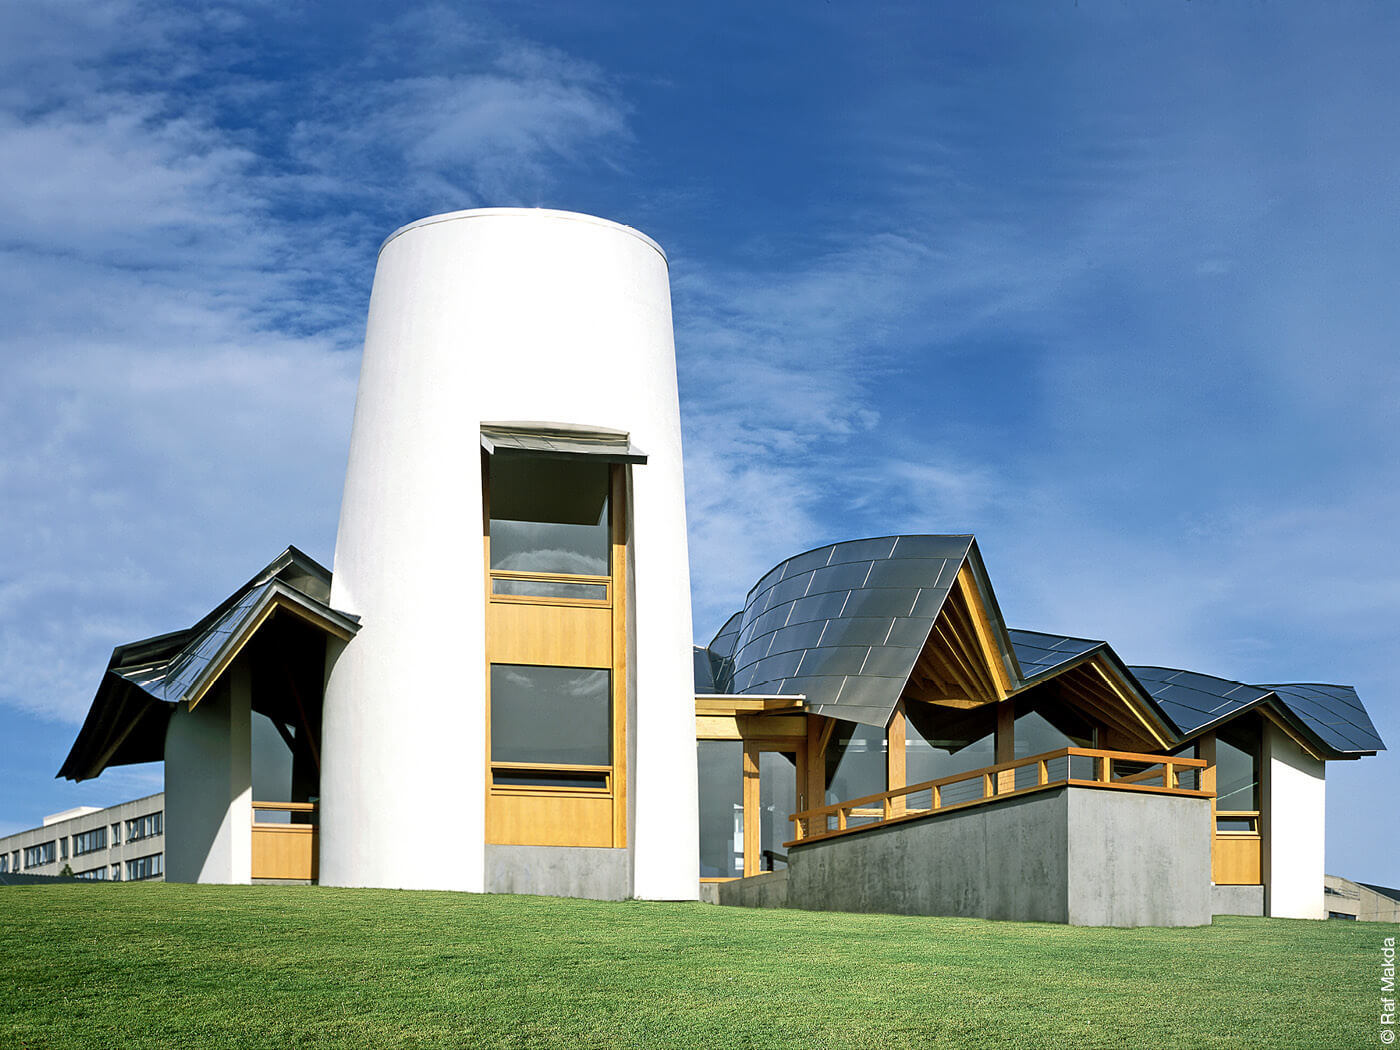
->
[1262,721,1326,919]
[322,209,699,898]
[163,665,252,884]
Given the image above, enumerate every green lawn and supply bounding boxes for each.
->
[0,883,1385,1048]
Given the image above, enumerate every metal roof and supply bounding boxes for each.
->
[1256,682,1385,755]
[1007,629,1106,682]
[716,535,977,727]
[59,546,359,782]
[1130,666,1384,758]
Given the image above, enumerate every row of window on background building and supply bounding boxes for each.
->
[126,812,162,841]
[23,842,56,868]
[126,854,163,880]
[72,827,107,856]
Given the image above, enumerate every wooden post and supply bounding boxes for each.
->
[995,700,1015,794]
[887,703,906,817]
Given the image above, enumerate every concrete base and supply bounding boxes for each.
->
[1213,883,1265,916]
[785,786,1212,927]
[698,882,720,904]
[484,844,631,901]
[717,870,789,909]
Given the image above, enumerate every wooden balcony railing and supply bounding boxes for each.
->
[787,747,1210,847]
[251,801,318,880]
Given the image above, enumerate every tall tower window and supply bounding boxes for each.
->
[483,443,630,849]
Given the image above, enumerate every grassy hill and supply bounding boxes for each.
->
[0,883,1381,1048]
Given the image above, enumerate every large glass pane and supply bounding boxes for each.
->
[825,722,886,805]
[759,751,798,872]
[251,711,319,821]
[490,664,611,767]
[698,741,743,878]
[1216,717,1259,815]
[1013,696,1096,787]
[489,456,610,576]
[905,703,996,805]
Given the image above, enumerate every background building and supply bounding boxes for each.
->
[0,793,165,882]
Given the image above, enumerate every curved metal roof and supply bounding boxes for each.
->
[719,535,975,727]
[1131,666,1384,757]
[1256,682,1385,755]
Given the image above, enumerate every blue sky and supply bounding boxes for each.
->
[1,1,1395,884]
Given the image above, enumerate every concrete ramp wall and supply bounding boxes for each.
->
[782,786,1212,927]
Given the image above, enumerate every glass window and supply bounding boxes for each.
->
[24,842,56,867]
[905,703,996,803]
[489,456,610,576]
[1216,717,1260,815]
[73,828,107,856]
[126,813,163,841]
[825,722,887,805]
[697,741,744,878]
[1013,696,1097,785]
[125,854,163,881]
[252,712,319,822]
[490,664,611,767]
[759,751,797,873]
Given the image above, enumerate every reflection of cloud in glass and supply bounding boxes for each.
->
[490,520,608,574]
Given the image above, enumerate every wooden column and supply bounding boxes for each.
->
[995,700,1015,793]
[887,703,906,816]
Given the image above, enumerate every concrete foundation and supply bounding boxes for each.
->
[784,786,1212,927]
[717,870,789,909]
[1213,884,1265,916]
[484,845,631,901]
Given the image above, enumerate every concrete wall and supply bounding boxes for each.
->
[484,845,631,901]
[164,667,252,884]
[0,792,166,881]
[323,209,697,898]
[1262,722,1326,919]
[1065,789,1212,926]
[785,787,1212,927]
[717,870,789,910]
[1213,884,1265,916]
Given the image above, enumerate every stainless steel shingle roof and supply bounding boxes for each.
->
[717,535,976,727]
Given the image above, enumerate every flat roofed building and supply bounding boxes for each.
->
[0,793,165,883]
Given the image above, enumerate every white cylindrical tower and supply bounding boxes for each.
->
[321,208,698,898]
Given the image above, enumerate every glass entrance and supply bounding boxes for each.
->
[697,736,806,880]
[754,749,798,873]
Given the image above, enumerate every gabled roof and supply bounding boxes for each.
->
[702,535,1021,728]
[58,546,359,782]
[694,538,1383,759]
[1007,629,1107,683]
[1130,666,1384,759]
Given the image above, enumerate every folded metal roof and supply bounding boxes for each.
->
[695,539,1384,759]
[59,546,359,782]
[1006,629,1107,682]
[706,535,1016,727]
[1130,666,1384,759]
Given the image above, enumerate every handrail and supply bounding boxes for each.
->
[787,746,1210,847]
[252,801,318,812]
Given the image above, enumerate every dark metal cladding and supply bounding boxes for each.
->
[724,535,975,727]
[1257,683,1386,754]
[58,546,359,782]
[1129,666,1273,736]
[1007,629,1105,681]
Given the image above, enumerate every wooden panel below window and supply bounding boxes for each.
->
[487,792,615,847]
[251,824,318,880]
[1214,835,1261,884]
[488,601,612,668]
